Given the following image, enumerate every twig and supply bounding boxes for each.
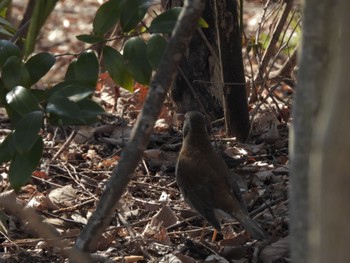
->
[51,130,77,162]
[270,44,298,81]
[255,0,272,64]
[10,19,31,43]
[257,0,294,81]
[178,67,208,115]
[266,18,301,78]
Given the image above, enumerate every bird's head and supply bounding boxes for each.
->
[183,111,208,140]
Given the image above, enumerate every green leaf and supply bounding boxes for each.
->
[2,56,31,89]
[48,81,73,97]
[149,7,181,33]
[0,0,11,11]
[49,115,96,126]
[147,34,167,69]
[120,0,147,32]
[13,111,43,154]
[9,136,43,191]
[76,34,104,44]
[31,89,48,104]
[149,7,208,33]
[24,0,57,58]
[4,104,22,126]
[93,0,121,35]
[123,37,152,85]
[47,97,83,121]
[198,17,209,28]
[103,46,133,91]
[0,40,20,69]
[47,98,104,126]
[0,16,13,28]
[74,51,99,88]
[25,52,56,85]
[0,79,5,103]
[65,59,77,81]
[48,82,94,102]
[0,133,16,164]
[77,99,105,118]
[6,86,40,116]
[0,27,13,37]
[64,52,98,88]
[0,16,16,36]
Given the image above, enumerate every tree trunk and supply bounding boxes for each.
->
[307,1,350,262]
[170,0,223,119]
[169,0,250,141]
[291,0,350,262]
[215,0,250,141]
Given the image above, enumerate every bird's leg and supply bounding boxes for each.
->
[211,229,218,242]
[199,221,218,242]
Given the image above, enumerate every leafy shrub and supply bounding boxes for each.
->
[0,0,207,190]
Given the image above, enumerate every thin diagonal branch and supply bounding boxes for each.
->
[73,0,206,253]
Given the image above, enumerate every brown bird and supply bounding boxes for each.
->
[176,111,267,240]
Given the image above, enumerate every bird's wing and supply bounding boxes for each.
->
[181,182,222,230]
[225,172,248,212]
[176,155,222,230]
[209,153,249,213]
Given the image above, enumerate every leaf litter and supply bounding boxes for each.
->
[0,0,296,262]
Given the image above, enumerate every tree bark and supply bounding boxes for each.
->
[215,0,250,141]
[170,0,223,119]
[170,0,250,141]
[307,1,350,262]
[290,0,328,261]
[291,0,350,262]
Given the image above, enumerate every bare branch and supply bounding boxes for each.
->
[73,0,206,253]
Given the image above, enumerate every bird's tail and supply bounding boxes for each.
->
[240,214,268,240]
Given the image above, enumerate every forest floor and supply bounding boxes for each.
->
[0,0,297,262]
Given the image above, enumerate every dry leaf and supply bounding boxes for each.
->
[154,118,171,133]
[260,237,289,263]
[48,185,78,208]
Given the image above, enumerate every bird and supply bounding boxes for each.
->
[176,111,267,240]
